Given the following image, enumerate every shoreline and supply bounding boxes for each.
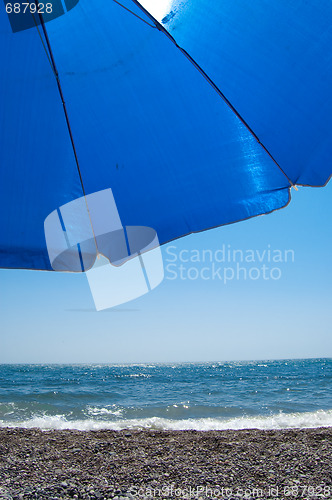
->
[0,427,331,499]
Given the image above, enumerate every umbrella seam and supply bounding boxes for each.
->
[130,0,296,189]
[111,0,156,29]
[31,0,100,256]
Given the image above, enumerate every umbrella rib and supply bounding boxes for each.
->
[111,0,156,28]
[31,0,100,255]
[130,0,296,189]
[28,0,295,189]
[29,9,56,76]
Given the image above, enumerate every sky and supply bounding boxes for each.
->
[138,0,174,20]
[1,181,331,364]
[0,0,331,364]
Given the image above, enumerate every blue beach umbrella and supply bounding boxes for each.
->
[0,0,331,271]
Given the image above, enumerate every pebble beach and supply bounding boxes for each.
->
[0,427,331,500]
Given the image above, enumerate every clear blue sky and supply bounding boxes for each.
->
[1,181,331,364]
[1,1,331,364]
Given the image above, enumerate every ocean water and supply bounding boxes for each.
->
[0,359,331,431]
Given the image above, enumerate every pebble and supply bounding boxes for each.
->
[0,428,330,499]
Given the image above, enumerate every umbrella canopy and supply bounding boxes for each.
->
[0,0,331,271]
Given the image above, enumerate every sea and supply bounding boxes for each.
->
[0,358,331,431]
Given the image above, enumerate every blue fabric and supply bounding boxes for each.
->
[0,0,330,271]
[160,0,332,187]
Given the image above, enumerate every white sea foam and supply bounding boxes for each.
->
[86,405,123,417]
[1,409,331,432]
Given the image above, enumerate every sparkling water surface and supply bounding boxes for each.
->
[0,358,331,430]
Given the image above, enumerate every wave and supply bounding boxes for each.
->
[1,409,331,431]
